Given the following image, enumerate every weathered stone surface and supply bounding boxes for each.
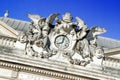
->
[0,12,120,80]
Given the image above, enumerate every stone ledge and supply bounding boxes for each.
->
[0,52,119,80]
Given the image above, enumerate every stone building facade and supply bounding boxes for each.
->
[0,12,120,80]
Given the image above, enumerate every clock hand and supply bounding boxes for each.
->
[62,36,65,43]
[56,40,62,44]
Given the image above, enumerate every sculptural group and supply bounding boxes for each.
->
[17,12,106,66]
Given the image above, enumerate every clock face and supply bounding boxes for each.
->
[54,35,69,49]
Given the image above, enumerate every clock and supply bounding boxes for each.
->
[54,35,69,49]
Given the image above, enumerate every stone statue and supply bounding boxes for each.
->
[55,12,76,35]
[18,13,59,57]
[86,26,106,46]
[75,17,87,29]
[28,14,45,40]
[94,46,104,59]
[16,12,106,66]
[4,10,9,17]
[69,17,91,65]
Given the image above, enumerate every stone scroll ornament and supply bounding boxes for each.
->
[16,12,106,66]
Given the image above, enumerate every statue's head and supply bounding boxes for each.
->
[62,12,73,22]
[42,27,49,37]
[95,46,104,59]
[17,32,28,43]
[35,40,44,48]
[6,10,9,13]
[38,18,46,27]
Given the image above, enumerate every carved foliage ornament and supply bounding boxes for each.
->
[16,12,106,66]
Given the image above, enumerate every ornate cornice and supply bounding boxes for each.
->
[0,53,119,80]
[105,47,120,56]
[0,60,90,80]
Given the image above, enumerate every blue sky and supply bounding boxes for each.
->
[0,0,120,40]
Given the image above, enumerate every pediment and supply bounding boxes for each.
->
[0,20,18,38]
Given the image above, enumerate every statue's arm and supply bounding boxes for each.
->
[76,31,87,40]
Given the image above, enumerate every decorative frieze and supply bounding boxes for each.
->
[0,61,90,80]
[0,53,119,80]
[103,57,120,69]
[0,35,16,47]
